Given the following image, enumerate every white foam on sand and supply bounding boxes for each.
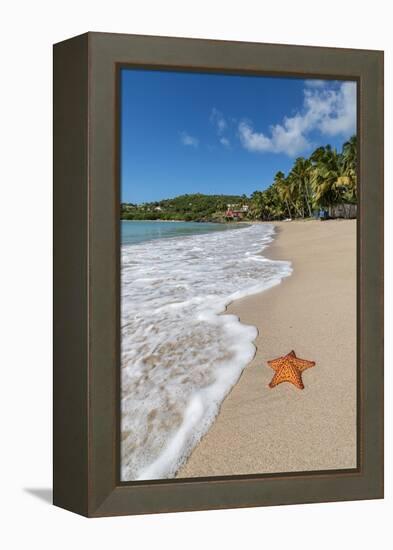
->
[120,224,292,480]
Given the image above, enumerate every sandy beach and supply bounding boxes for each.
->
[178,219,357,477]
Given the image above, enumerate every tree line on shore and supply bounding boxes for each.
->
[249,136,357,220]
[121,136,357,222]
[121,193,247,222]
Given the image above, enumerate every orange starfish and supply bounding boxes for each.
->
[267,350,315,389]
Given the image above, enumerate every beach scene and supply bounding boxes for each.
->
[120,69,357,481]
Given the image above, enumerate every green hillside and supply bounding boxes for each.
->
[121,193,248,222]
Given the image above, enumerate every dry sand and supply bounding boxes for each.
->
[178,219,357,478]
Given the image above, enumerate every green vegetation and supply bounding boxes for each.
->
[121,136,357,222]
[249,136,357,220]
[121,193,248,222]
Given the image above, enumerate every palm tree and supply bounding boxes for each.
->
[274,171,293,218]
[288,158,313,217]
[250,190,265,220]
[247,136,357,221]
[310,145,347,208]
[341,135,357,201]
[342,135,357,172]
[250,185,285,221]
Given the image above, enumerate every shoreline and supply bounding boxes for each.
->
[121,218,248,224]
[177,219,357,478]
[120,222,287,480]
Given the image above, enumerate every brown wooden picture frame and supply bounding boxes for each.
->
[53,32,384,517]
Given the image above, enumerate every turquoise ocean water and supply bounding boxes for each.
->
[121,220,243,245]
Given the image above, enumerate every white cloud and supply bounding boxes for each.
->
[309,82,357,136]
[238,121,274,152]
[180,131,199,148]
[304,79,327,88]
[210,108,232,148]
[238,81,356,157]
[210,108,227,135]
[239,119,310,156]
[219,137,231,148]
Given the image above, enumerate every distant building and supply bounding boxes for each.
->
[225,204,249,219]
[328,203,357,219]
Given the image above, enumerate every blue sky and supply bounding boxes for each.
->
[120,69,356,203]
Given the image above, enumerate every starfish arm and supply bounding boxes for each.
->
[268,370,283,387]
[293,357,316,372]
[267,358,285,371]
[268,351,296,372]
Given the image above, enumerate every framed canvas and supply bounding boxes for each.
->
[53,32,384,517]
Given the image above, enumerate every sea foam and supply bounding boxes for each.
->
[121,224,292,480]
